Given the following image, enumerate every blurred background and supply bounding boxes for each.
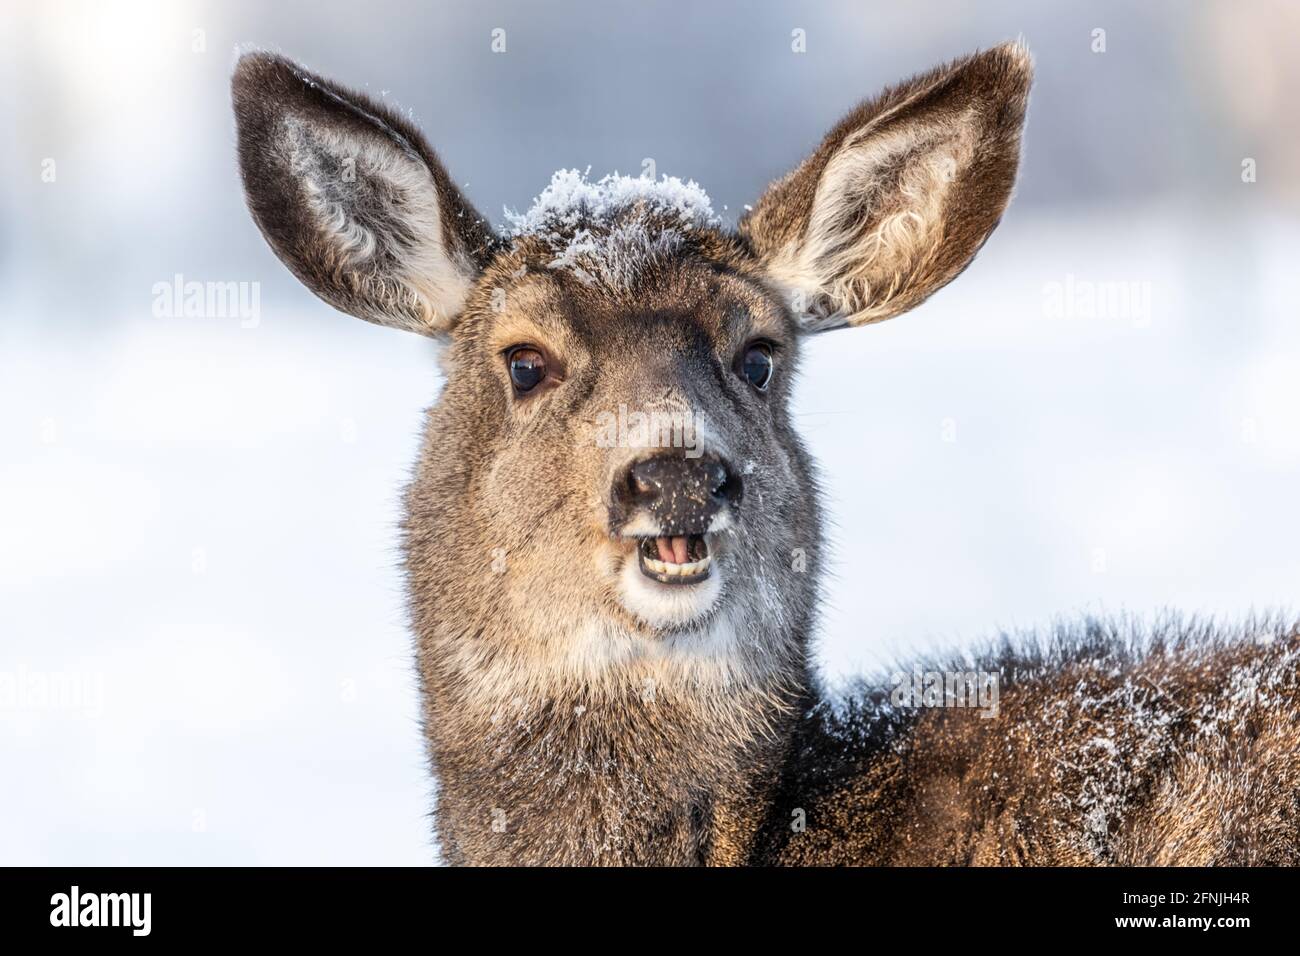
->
[2,0,1298,865]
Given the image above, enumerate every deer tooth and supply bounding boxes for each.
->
[637,539,713,582]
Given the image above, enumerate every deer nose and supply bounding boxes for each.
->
[618,453,743,534]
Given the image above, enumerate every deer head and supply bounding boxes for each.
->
[232,44,1031,862]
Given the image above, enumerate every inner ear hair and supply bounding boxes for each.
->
[742,41,1033,331]
[232,51,496,336]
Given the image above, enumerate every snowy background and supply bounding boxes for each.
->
[2,0,1298,864]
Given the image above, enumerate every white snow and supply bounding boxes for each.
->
[502,169,722,289]
[504,168,721,238]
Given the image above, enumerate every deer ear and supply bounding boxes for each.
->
[232,52,495,336]
[741,42,1032,332]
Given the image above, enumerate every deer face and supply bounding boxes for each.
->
[424,177,819,637]
[233,46,1030,673]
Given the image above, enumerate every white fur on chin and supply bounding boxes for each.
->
[617,551,723,628]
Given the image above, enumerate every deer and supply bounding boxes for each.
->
[232,42,1300,866]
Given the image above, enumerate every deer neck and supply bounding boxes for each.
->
[420,613,806,865]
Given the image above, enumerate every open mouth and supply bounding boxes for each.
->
[636,534,712,585]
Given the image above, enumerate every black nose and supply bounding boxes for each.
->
[616,453,742,534]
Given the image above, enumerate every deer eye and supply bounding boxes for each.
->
[739,342,774,391]
[506,346,547,393]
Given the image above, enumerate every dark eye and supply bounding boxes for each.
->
[740,342,774,391]
[507,346,547,393]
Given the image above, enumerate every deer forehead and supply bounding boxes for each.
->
[490,169,762,314]
[469,227,790,362]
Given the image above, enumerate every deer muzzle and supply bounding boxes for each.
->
[613,453,743,586]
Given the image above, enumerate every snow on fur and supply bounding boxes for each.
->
[506,168,720,236]
[504,169,721,288]
[811,614,1300,861]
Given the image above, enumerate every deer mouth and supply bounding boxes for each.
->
[636,534,712,585]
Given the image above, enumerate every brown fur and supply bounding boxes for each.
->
[753,619,1300,865]
[232,43,1299,866]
